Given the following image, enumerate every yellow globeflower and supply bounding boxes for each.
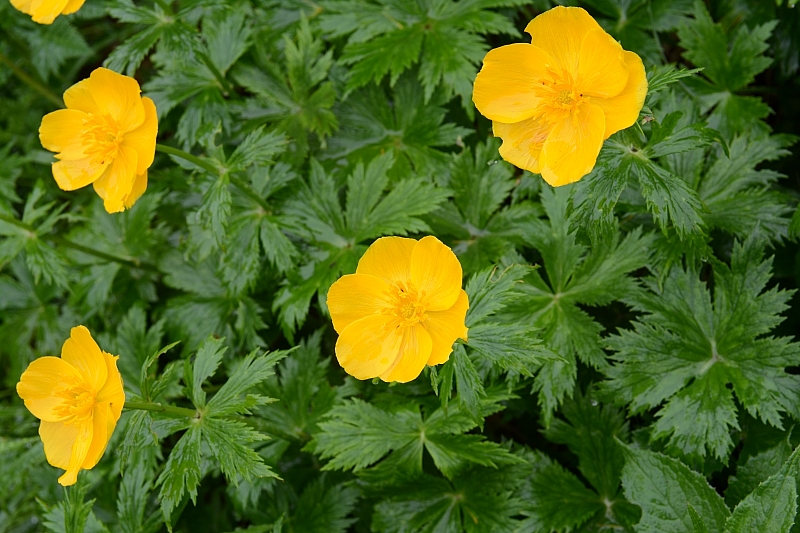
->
[327,236,469,383]
[39,67,158,213]
[16,326,125,486]
[9,0,85,24]
[472,6,648,186]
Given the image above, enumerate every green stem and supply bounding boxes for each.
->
[0,52,62,108]
[0,212,158,271]
[196,51,235,95]
[156,143,219,175]
[124,401,198,418]
[156,144,271,212]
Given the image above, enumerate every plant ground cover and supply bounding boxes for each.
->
[2,0,800,531]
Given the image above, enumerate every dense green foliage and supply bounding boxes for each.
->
[1,0,800,531]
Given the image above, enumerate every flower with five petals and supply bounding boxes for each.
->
[327,236,469,383]
[10,0,85,24]
[39,67,158,213]
[16,326,125,486]
[472,6,648,186]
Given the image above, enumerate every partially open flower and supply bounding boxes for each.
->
[9,0,86,24]
[39,67,158,213]
[473,6,648,186]
[16,326,125,486]
[327,236,469,383]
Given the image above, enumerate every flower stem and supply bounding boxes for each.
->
[0,52,63,108]
[156,143,219,175]
[0,212,158,271]
[155,144,271,212]
[124,400,198,418]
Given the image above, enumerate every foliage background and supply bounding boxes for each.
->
[1,0,800,531]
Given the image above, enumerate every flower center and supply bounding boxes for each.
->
[52,376,96,425]
[533,68,587,122]
[556,89,574,106]
[391,287,427,327]
[82,114,125,166]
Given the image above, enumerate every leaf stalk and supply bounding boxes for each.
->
[124,400,198,418]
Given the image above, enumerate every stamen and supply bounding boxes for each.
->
[52,376,96,425]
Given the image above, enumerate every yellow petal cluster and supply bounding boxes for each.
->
[39,67,158,213]
[10,0,85,24]
[327,236,469,383]
[16,326,125,486]
[473,6,648,186]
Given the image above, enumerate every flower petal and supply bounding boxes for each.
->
[473,43,550,123]
[39,109,89,160]
[410,236,462,311]
[27,0,70,24]
[356,236,417,286]
[61,326,107,393]
[52,158,108,191]
[61,0,85,14]
[540,102,605,186]
[122,171,148,210]
[493,116,550,174]
[577,29,629,99]
[57,419,93,486]
[96,352,125,422]
[327,274,394,333]
[83,68,146,132]
[380,324,433,383]
[122,96,158,175]
[92,144,139,213]
[336,314,404,380]
[82,403,115,469]
[423,289,469,366]
[525,6,602,76]
[592,51,648,139]
[10,0,34,13]
[39,420,78,469]
[16,356,83,422]
[63,78,101,115]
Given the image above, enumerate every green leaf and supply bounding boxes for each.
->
[647,65,704,96]
[508,187,651,423]
[679,0,775,92]
[371,465,526,533]
[688,503,711,533]
[291,478,359,533]
[259,331,353,442]
[725,444,800,533]
[726,433,793,506]
[603,235,800,460]
[311,395,519,480]
[117,460,161,533]
[186,336,227,408]
[202,417,276,481]
[543,390,629,499]
[517,451,604,532]
[620,445,730,532]
[157,424,202,525]
[205,348,287,417]
[324,74,472,174]
[19,18,90,80]
[320,0,521,110]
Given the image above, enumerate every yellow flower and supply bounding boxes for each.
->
[327,236,469,383]
[39,67,158,213]
[472,6,648,186]
[16,326,125,486]
[10,0,85,24]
